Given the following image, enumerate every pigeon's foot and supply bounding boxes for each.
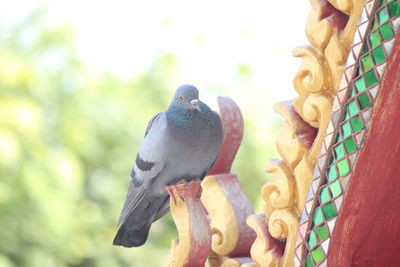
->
[165,184,185,205]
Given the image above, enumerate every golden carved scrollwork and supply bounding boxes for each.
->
[268,209,299,266]
[201,175,240,256]
[262,159,296,218]
[248,0,364,266]
[244,214,284,267]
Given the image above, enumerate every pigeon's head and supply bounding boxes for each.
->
[170,84,200,111]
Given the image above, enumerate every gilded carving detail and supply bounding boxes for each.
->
[201,175,240,256]
[262,159,296,215]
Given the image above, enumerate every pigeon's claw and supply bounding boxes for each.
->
[171,184,185,202]
[164,185,176,205]
[164,184,185,205]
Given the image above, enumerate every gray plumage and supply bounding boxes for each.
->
[113,84,223,247]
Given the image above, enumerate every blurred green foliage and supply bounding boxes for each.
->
[0,9,282,267]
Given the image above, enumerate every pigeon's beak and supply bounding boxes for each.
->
[191,99,200,111]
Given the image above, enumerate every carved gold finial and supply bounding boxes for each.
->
[163,180,211,267]
[247,0,364,266]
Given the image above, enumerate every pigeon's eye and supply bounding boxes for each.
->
[179,96,184,101]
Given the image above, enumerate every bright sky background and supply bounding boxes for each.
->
[1,0,311,170]
[1,0,309,102]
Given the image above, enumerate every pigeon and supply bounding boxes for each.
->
[113,84,223,248]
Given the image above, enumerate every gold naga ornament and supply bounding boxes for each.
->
[246,0,364,266]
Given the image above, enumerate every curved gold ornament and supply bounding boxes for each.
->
[248,0,364,266]
[202,168,256,267]
[201,175,240,256]
[247,215,278,267]
[262,159,296,215]
[292,46,328,99]
[268,209,299,266]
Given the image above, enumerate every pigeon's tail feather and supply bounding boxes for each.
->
[117,182,148,227]
[113,194,169,247]
[113,220,152,247]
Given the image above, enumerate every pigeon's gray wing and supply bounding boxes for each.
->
[117,181,148,226]
[153,197,170,222]
[144,112,161,137]
[132,112,166,186]
[117,113,167,226]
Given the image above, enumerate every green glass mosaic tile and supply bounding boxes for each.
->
[369,31,381,48]
[330,180,342,198]
[348,100,359,116]
[311,246,325,264]
[372,18,379,31]
[371,46,386,64]
[328,166,337,181]
[320,187,331,203]
[365,70,378,87]
[337,159,350,176]
[358,92,372,110]
[308,230,317,248]
[322,202,338,220]
[350,115,365,132]
[361,42,369,55]
[379,22,394,40]
[336,131,343,142]
[349,87,356,97]
[343,137,357,153]
[316,224,330,241]
[341,121,352,138]
[355,77,366,92]
[334,143,345,160]
[357,65,363,76]
[329,155,336,165]
[378,7,390,24]
[361,54,374,71]
[388,0,400,17]
[313,207,324,226]
[343,111,350,121]
[305,255,313,267]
